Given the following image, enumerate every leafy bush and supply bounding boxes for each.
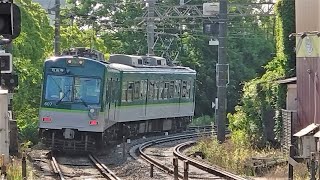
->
[191,115,214,126]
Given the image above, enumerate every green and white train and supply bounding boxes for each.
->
[39,48,196,151]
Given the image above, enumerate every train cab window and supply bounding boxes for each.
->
[127,82,134,102]
[45,75,73,102]
[74,77,101,104]
[148,81,155,100]
[182,81,187,98]
[154,81,159,100]
[175,80,181,98]
[169,81,174,98]
[134,81,140,100]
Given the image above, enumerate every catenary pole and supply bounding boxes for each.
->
[54,0,60,55]
[146,0,155,56]
[217,0,228,143]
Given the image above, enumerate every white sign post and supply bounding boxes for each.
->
[0,90,9,165]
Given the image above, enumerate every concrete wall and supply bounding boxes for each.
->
[296,0,320,130]
[295,0,320,32]
[286,84,297,110]
[0,90,9,164]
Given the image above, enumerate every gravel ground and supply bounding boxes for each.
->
[27,148,56,180]
[28,131,216,180]
[97,134,179,180]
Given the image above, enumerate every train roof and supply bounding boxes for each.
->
[45,55,196,74]
[107,54,196,74]
[107,63,196,74]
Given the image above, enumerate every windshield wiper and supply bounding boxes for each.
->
[79,97,88,107]
[56,89,71,105]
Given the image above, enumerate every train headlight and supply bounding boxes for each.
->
[89,108,95,113]
[66,58,85,66]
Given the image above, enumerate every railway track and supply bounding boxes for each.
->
[138,132,210,178]
[174,141,248,180]
[137,130,247,180]
[50,152,121,180]
[88,154,121,180]
[50,152,65,180]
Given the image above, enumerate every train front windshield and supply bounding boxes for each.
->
[45,75,101,104]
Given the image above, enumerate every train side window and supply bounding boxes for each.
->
[122,82,127,102]
[154,81,159,100]
[148,81,154,100]
[159,81,164,100]
[134,81,140,100]
[163,82,169,99]
[182,81,187,98]
[127,82,134,102]
[175,80,181,98]
[169,81,174,98]
[140,80,147,100]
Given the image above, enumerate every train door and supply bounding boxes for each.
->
[113,78,119,121]
[107,78,115,121]
[140,80,147,117]
[176,80,182,114]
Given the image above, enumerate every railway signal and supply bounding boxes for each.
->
[0,2,21,39]
[1,73,18,91]
[0,53,12,73]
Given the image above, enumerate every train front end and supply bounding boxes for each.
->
[39,56,105,152]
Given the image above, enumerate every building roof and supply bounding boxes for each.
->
[293,123,319,137]
[313,130,320,138]
[0,89,8,94]
[276,77,297,84]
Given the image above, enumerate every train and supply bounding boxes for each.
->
[38,48,196,151]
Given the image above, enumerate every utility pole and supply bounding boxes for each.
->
[54,0,61,56]
[146,0,155,56]
[217,0,228,143]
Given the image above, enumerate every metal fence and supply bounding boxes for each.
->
[281,109,297,152]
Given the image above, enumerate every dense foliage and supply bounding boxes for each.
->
[228,0,295,147]
[11,0,106,144]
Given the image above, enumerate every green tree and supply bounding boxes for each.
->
[74,0,275,118]
[12,0,54,143]
[12,0,107,144]
[228,0,295,146]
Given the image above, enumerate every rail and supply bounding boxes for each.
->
[138,132,211,178]
[174,141,248,180]
[88,154,121,180]
[50,152,65,180]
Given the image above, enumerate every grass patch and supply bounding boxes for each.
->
[190,137,285,176]
[190,136,311,179]
[6,157,35,180]
[191,115,214,126]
